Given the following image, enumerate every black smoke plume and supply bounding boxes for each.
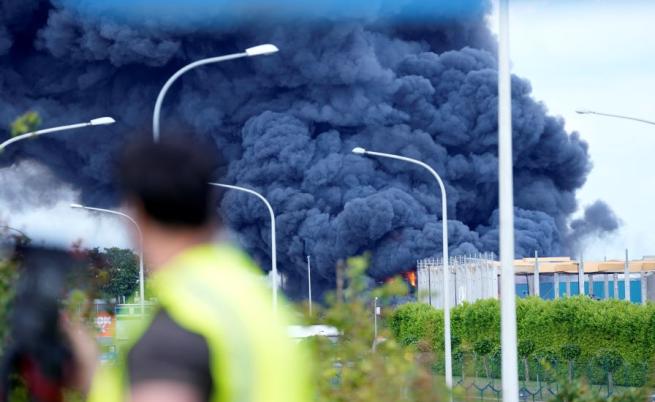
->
[0,0,619,294]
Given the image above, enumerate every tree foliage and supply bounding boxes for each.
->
[308,256,450,402]
[473,339,493,356]
[594,349,624,374]
[518,339,535,358]
[88,247,139,302]
[561,344,582,361]
[0,259,17,345]
[549,379,646,402]
[0,230,29,346]
[390,297,655,388]
[10,111,41,137]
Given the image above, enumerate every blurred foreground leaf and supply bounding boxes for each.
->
[10,111,41,137]
[306,255,448,402]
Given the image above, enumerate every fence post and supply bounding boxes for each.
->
[641,269,647,305]
[578,256,586,296]
[625,249,631,302]
[427,264,432,306]
[534,250,540,297]
[588,274,594,299]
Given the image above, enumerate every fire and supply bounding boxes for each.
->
[404,271,417,287]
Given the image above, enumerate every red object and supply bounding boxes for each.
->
[20,358,63,402]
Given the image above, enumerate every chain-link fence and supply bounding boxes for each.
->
[429,352,650,401]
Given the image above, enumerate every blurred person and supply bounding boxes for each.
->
[0,246,74,402]
[80,135,310,402]
[0,245,98,402]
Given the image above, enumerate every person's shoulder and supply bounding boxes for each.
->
[127,309,213,397]
[129,309,209,362]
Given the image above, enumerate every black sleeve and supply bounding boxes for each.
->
[127,309,213,400]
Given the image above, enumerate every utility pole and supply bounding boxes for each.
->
[374,297,379,340]
[579,255,586,296]
[534,250,540,297]
[307,256,313,315]
[336,259,345,304]
[498,0,520,399]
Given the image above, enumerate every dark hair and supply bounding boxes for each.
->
[117,134,220,227]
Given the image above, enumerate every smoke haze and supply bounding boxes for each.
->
[0,0,619,291]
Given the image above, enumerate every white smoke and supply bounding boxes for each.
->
[0,160,131,250]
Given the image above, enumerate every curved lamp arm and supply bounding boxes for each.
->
[0,117,115,152]
[152,44,279,142]
[576,109,655,126]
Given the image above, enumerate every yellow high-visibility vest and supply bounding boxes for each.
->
[88,244,311,402]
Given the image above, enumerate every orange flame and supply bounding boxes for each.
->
[405,271,417,287]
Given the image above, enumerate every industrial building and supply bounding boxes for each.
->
[417,254,655,307]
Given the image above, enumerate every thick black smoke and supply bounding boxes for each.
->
[0,0,619,292]
[567,200,620,252]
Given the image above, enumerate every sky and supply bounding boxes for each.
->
[492,0,655,261]
[2,0,654,261]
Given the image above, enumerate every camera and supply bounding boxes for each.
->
[0,244,91,402]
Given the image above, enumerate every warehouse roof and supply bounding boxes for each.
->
[511,257,655,274]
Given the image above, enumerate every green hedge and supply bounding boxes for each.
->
[390,297,655,368]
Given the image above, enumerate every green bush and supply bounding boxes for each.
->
[388,302,441,347]
[550,379,647,402]
[389,297,655,387]
[390,297,655,364]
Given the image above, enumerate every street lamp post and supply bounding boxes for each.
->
[0,117,116,152]
[70,203,145,315]
[152,44,279,142]
[208,182,278,314]
[351,147,453,389]
[576,109,655,126]
[498,1,520,401]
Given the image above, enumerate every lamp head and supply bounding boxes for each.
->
[245,44,279,57]
[575,109,591,115]
[89,117,116,126]
[69,203,84,209]
[352,147,367,155]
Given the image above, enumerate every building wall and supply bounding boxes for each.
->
[418,257,649,306]
[417,255,498,308]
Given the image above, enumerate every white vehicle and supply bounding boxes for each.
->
[288,325,340,341]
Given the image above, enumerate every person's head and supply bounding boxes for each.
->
[117,134,221,267]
